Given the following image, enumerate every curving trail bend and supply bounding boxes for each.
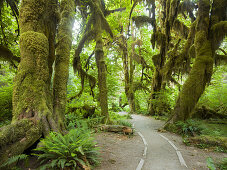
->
[131,114,188,170]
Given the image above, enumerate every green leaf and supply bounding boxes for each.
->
[206,157,216,170]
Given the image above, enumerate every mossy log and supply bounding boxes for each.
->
[68,105,96,118]
[189,135,227,150]
[192,106,226,119]
[99,125,133,135]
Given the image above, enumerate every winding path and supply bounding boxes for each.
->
[131,114,188,170]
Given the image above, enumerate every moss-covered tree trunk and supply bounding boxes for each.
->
[0,0,75,164]
[166,0,227,123]
[120,30,135,114]
[53,0,75,133]
[94,1,109,123]
[148,0,168,116]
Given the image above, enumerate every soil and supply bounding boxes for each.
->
[95,132,144,170]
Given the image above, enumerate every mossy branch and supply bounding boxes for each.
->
[214,54,227,65]
[105,7,126,16]
[73,30,95,72]
[0,45,20,65]
[133,82,151,93]
[211,21,227,50]
[91,0,113,38]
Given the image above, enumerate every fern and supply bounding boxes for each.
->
[0,154,28,168]
[34,128,100,170]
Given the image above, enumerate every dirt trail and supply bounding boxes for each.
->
[132,114,187,170]
[96,113,226,170]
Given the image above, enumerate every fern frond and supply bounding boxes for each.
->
[0,154,28,168]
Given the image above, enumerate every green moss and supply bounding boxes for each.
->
[13,31,49,120]
[0,119,42,165]
[19,0,46,33]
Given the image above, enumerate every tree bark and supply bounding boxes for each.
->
[120,32,135,114]
[94,0,109,123]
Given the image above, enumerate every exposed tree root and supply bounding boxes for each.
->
[0,119,42,165]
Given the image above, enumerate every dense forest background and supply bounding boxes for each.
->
[0,0,226,169]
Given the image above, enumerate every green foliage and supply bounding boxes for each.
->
[65,112,104,130]
[206,157,216,170]
[216,157,227,170]
[34,129,100,170]
[117,120,132,127]
[150,88,178,116]
[109,111,129,121]
[206,157,227,170]
[0,119,10,128]
[174,119,202,136]
[199,66,227,116]
[198,120,227,137]
[0,154,28,169]
[0,85,13,121]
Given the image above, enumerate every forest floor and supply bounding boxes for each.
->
[95,114,227,170]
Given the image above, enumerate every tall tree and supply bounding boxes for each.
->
[0,0,75,163]
[167,0,227,123]
[73,0,125,123]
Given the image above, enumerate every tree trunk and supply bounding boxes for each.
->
[169,41,213,122]
[53,0,75,133]
[148,68,163,115]
[0,0,75,164]
[166,0,213,123]
[121,35,135,113]
[94,2,109,123]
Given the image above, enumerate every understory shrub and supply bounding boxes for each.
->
[34,128,100,170]
[175,119,202,136]
[149,88,177,116]
[165,119,203,136]
[65,113,104,130]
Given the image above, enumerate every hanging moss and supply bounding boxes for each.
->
[173,19,189,39]
[214,54,227,65]
[150,31,166,48]
[132,15,155,28]
[178,0,196,21]
[211,21,227,51]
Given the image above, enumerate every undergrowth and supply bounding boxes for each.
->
[0,154,29,170]
[166,119,227,152]
[34,128,100,170]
